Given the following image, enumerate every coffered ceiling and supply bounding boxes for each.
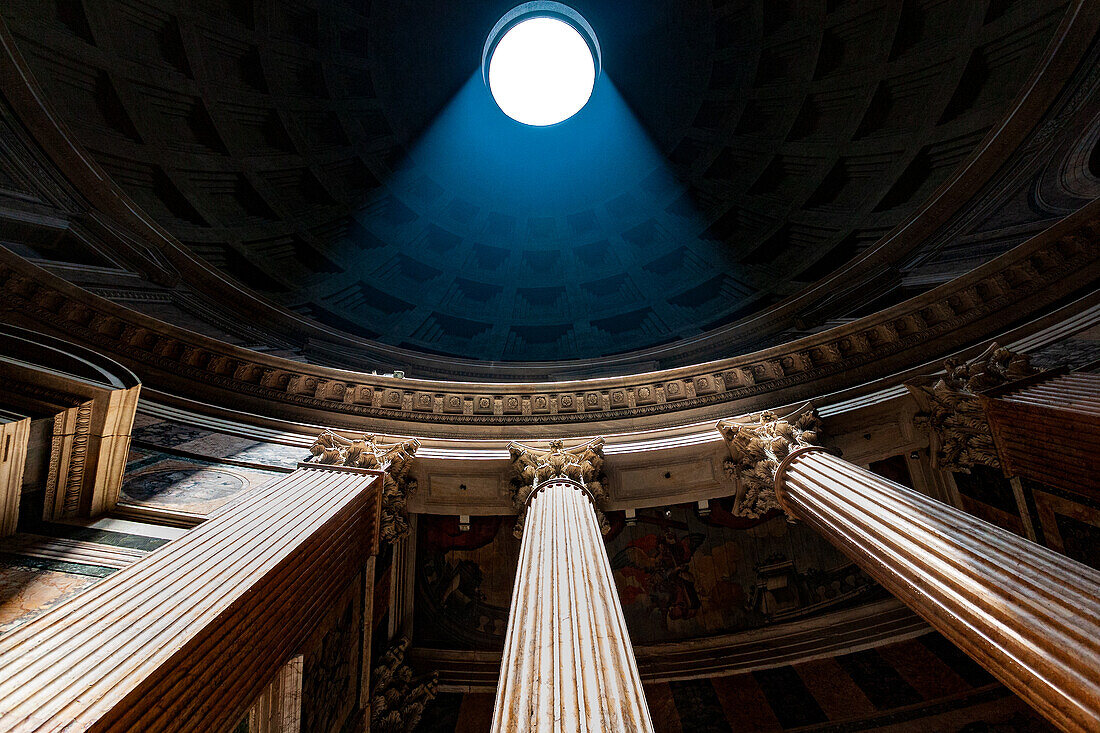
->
[0,0,1080,364]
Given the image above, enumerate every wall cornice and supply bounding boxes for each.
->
[0,199,1097,438]
[411,599,927,691]
[0,191,1095,435]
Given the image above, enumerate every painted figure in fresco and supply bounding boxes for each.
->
[437,559,486,617]
[415,516,514,646]
[611,527,706,629]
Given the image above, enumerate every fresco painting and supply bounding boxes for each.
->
[415,516,518,649]
[607,503,873,643]
[415,500,876,649]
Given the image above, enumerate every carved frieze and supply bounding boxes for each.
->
[508,438,608,538]
[905,343,1037,473]
[717,407,823,519]
[369,636,438,733]
[0,214,1094,431]
[43,403,92,520]
[308,431,420,543]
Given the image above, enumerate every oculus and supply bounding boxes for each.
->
[483,3,601,126]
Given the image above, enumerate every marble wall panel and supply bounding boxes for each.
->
[0,560,101,635]
[130,414,304,470]
[0,519,173,636]
[1029,323,1100,370]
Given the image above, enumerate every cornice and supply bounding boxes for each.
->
[96,296,1094,516]
[0,196,1097,437]
[133,283,1100,455]
[411,598,928,690]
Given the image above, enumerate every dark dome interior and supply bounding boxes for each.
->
[0,0,1072,363]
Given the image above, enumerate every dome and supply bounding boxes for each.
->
[1,0,1088,377]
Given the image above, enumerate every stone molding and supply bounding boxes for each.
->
[308,431,420,543]
[0,417,29,537]
[413,598,927,690]
[44,400,92,519]
[0,325,141,521]
[717,406,824,519]
[508,438,608,537]
[0,202,1095,437]
[905,343,1037,472]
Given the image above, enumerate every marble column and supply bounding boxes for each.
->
[721,406,1100,733]
[0,463,383,732]
[904,343,1037,474]
[309,430,420,544]
[492,440,654,733]
[247,655,303,733]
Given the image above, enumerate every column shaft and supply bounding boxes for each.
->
[248,655,303,733]
[0,464,382,732]
[776,448,1100,733]
[492,480,653,732]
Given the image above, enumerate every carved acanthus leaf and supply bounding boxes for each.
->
[717,407,823,519]
[507,438,608,538]
[369,636,438,733]
[905,343,1037,473]
[308,430,420,543]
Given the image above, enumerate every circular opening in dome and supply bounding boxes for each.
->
[483,3,601,127]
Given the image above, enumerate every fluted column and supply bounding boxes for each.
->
[247,655,303,733]
[0,463,383,732]
[492,440,654,733]
[904,342,1037,473]
[774,446,1100,733]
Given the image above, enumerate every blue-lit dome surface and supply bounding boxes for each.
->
[0,0,1074,367]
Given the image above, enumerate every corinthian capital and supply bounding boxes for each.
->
[717,406,823,519]
[905,343,1037,473]
[370,636,438,733]
[507,438,608,538]
[308,430,420,543]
